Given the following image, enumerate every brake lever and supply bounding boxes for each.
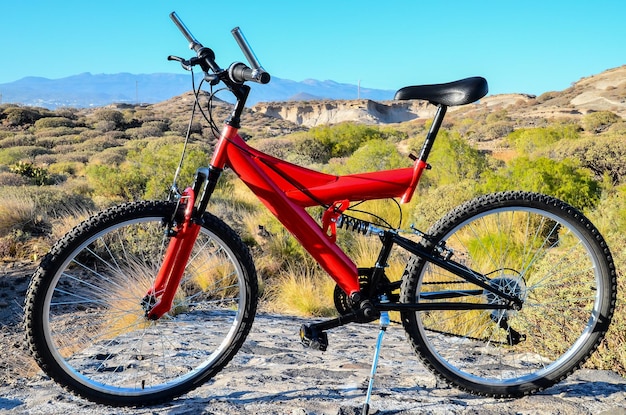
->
[168,55,192,71]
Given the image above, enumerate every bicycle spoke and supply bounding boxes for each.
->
[401,192,615,397]
[26,202,257,404]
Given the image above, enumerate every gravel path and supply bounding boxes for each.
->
[1,262,625,414]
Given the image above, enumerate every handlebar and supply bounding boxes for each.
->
[169,12,202,53]
[169,11,271,85]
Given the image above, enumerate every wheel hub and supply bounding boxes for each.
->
[484,273,527,320]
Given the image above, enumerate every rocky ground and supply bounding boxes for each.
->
[1,261,625,415]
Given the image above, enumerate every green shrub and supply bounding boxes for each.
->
[480,157,601,210]
[0,146,51,165]
[293,135,331,164]
[2,107,44,126]
[86,139,210,200]
[582,111,621,133]
[329,139,409,174]
[0,133,36,149]
[9,161,52,185]
[549,135,626,184]
[423,130,489,186]
[34,117,75,129]
[91,109,124,128]
[86,163,146,200]
[304,123,402,162]
[48,161,83,177]
[506,124,580,155]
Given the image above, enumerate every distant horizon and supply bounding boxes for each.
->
[3,64,623,98]
[2,63,624,109]
[1,71,397,90]
[0,71,403,109]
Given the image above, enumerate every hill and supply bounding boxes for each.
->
[0,73,394,109]
[252,65,626,127]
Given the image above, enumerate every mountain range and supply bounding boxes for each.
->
[0,72,395,109]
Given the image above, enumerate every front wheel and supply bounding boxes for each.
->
[400,191,616,398]
[25,201,258,406]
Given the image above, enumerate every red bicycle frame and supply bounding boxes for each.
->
[211,124,428,296]
[146,98,446,320]
[146,102,444,319]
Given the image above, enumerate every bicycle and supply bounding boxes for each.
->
[24,11,616,411]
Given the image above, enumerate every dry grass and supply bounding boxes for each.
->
[264,261,336,317]
[0,193,38,236]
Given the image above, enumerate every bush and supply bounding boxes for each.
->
[304,123,401,163]
[551,136,626,184]
[506,124,580,155]
[75,136,123,153]
[89,147,128,166]
[480,157,601,210]
[48,161,83,177]
[582,111,621,133]
[0,133,36,148]
[423,130,489,186]
[2,107,44,126]
[86,139,210,200]
[0,146,51,165]
[329,139,409,175]
[125,124,165,139]
[91,109,124,129]
[293,136,331,164]
[34,117,75,129]
[86,163,146,200]
[9,161,52,185]
[475,120,515,141]
[34,126,78,139]
[249,137,297,159]
[0,172,30,186]
[170,120,203,137]
[411,181,479,230]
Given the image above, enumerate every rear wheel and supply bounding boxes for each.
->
[25,201,257,406]
[400,192,616,397]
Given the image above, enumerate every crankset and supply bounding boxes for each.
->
[333,268,396,318]
[333,273,371,316]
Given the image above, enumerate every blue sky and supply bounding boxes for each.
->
[1,1,625,96]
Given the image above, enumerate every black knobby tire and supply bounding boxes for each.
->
[400,191,616,398]
[25,201,258,406]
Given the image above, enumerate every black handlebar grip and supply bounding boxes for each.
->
[231,27,262,70]
[228,62,271,84]
[169,12,203,52]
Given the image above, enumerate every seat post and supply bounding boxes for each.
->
[418,104,447,163]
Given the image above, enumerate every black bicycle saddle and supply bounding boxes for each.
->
[394,76,488,106]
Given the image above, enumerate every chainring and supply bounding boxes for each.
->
[333,274,370,315]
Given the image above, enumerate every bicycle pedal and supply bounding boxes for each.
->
[299,324,328,351]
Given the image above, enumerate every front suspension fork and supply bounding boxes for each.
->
[144,166,222,320]
[145,186,200,320]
